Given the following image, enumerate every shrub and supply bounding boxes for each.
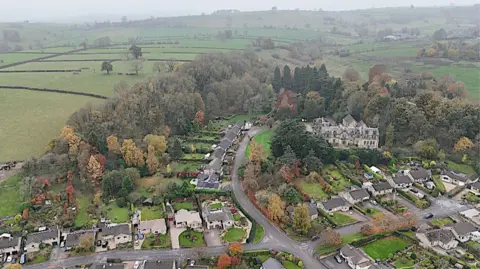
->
[116,197,127,208]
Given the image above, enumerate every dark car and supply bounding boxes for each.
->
[335,255,343,263]
[311,235,320,241]
[424,213,434,219]
[96,240,102,247]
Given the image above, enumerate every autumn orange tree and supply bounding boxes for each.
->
[121,139,145,167]
[268,194,285,223]
[60,126,81,154]
[106,135,121,154]
[228,242,243,256]
[195,111,205,127]
[146,145,159,174]
[217,253,232,269]
[454,136,473,153]
[87,155,103,182]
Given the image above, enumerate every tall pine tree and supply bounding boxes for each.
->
[272,66,282,92]
[282,65,292,89]
[292,67,304,93]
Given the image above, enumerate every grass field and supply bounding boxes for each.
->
[361,236,410,260]
[0,89,100,162]
[447,161,475,174]
[0,53,56,65]
[315,232,365,254]
[245,129,273,158]
[223,228,247,243]
[298,180,328,199]
[0,173,24,218]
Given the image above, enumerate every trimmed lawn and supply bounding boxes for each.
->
[179,230,205,248]
[464,192,480,202]
[298,180,328,199]
[361,236,410,260]
[447,161,475,174]
[182,153,206,160]
[210,203,223,210]
[141,233,171,249]
[172,162,201,172]
[433,179,446,192]
[331,212,356,226]
[394,259,414,268]
[73,196,90,228]
[431,217,453,227]
[254,225,265,243]
[223,228,247,243]
[315,232,365,254]
[324,166,351,191]
[0,173,24,218]
[245,129,273,158]
[282,260,301,269]
[140,207,163,221]
[174,202,194,211]
[104,203,130,223]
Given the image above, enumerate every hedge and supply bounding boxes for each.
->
[397,190,431,209]
[177,158,210,163]
[0,86,108,99]
[414,183,439,197]
[317,209,337,227]
[353,204,367,215]
[460,242,480,259]
[350,232,391,247]
[243,249,272,257]
[231,192,258,243]
[194,189,231,196]
[186,139,220,144]
[447,185,465,198]
[0,69,81,73]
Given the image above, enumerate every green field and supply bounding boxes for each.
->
[245,129,273,158]
[361,236,410,260]
[174,202,194,211]
[298,180,328,199]
[0,89,100,162]
[0,174,24,218]
[447,161,475,174]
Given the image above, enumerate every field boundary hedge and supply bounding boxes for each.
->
[0,70,81,73]
[0,86,107,99]
[37,58,193,62]
[0,48,86,69]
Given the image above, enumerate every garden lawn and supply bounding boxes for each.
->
[447,161,475,174]
[73,196,91,228]
[324,166,351,191]
[361,236,410,260]
[210,203,223,210]
[233,213,241,221]
[174,202,194,211]
[245,129,273,158]
[394,259,414,268]
[223,228,246,243]
[0,173,24,218]
[140,207,163,221]
[298,180,328,199]
[331,212,356,226]
[172,162,201,172]
[141,233,171,249]
[433,179,446,192]
[315,233,365,254]
[464,192,480,202]
[431,217,453,227]
[282,260,301,269]
[179,230,205,248]
[104,203,130,223]
[254,225,265,244]
[182,153,205,160]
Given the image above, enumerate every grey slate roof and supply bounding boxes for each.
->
[204,207,234,223]
[343,114,356,125]
[409,167,431,180]
[262,258,285,269]
[92,264,125,269]
[373,182,392,191]
[65,231,94,248]
[308,203,318,216]
[196,173,220,189]
[218,139,232,150]
[322,197,347,211]
[472,181,480,189]
[26,227,58,244]
[443,171,475,182]
[426,229,456,244]
[393,174,412,184]
[144,260,175,269]
[349,189,370,200]
[452,222,477,236]
[224,131,237,142]
[0,237,19,249]
[340,245,372,267]
[100,223,131,237]
[212,148,225,159]
[208,158,222,171]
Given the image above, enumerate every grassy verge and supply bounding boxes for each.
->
[433,179,446,192]
[245,129,273,158]
[254,225,265,244]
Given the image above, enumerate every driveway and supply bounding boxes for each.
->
[204,229,222,247]
[170,227,186,249]
[396,193,471,221]
[319,254,350,269]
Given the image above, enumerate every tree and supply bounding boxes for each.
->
[323,229,341,246]
[121,139,144,167]
[268,194,285,222]
[152,62,163,73]
[360,224,375,236]
[101,61,113,74]
[6,264,22,269]
[278,145,298,167]
[282,65,292,89]
[454,137,474,153]
[87,155,103,181]
[165,60,177,72]
[432,28,447,41]
[217,253,232,269]
[79,41,87,49]
[106,135,121,154]
[143,134,167,154]
[283,187,302,205]
[447,81,468,99]
[385,124,394,150]
[243,164,259,192]
[60,126,81,155]
[121,16,128,23]
[192,120,200,133]
[228,242,243,256]
[415,138,439,160]
[303,91,325,120]
[129,45,143,59]
[146,145,159,174]
[121,174,134,193]
[78,234,93,253]
[343,67,361,82]
[195,111,205,127]
[303,149,322,173]
[293,203,312,234]
[171,138,184,160]
[272,66,282,91]
[130,59,144,75]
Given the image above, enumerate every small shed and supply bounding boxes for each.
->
[370,166,382,174]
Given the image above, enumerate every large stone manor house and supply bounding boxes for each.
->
[313,114,379,149]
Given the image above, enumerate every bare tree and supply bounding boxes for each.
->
[165,60,177,72]
[152,62,163,73]
[130,60,144,75]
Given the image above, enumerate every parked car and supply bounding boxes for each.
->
[424,213,434,219]
[335,255,342,263]
[96,240,102,247]
[20,254,26,264]
[133,261,140,269]
[190,260,196,266]
[6,256,12,263]
[311,235,320,241]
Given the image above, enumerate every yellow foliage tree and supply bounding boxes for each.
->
[93,192,102,205]
[143,134,167,153]
[121,139,145,167]
[249,141,264,164]
[293,203,311,234]
[454,136,474,153]
[106,135,121,154]
[146,145,159,174]
[426,47,437,57]
[86,155,103,181]
[448,48,459,58]
[6,264,22,269]
[60,126,81,155]
[267,194,285,223]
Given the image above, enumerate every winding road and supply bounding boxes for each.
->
[24,127,327,269]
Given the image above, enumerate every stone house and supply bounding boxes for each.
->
[313,114,379,149]
[65,230,95,251]
[340,245,374,269]
[174,209,202,229]
[138,219,167,235]
[364,182,393,196]
[424,229,459,250]
[203,206,234,230]
[25,227,59,253]
[390,174,413,189]
[470,182,480,196]
[343,189,370,204]
[320,197,350,213]
[449,222,478,242]
[0,235,21,255]
[98,223,132,247]
[406,167,432,183]
[441,171,478,186]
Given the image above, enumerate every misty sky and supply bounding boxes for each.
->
[2,0,479,22]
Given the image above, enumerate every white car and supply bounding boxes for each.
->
[133,261,140,269]
[6,256,12,263]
